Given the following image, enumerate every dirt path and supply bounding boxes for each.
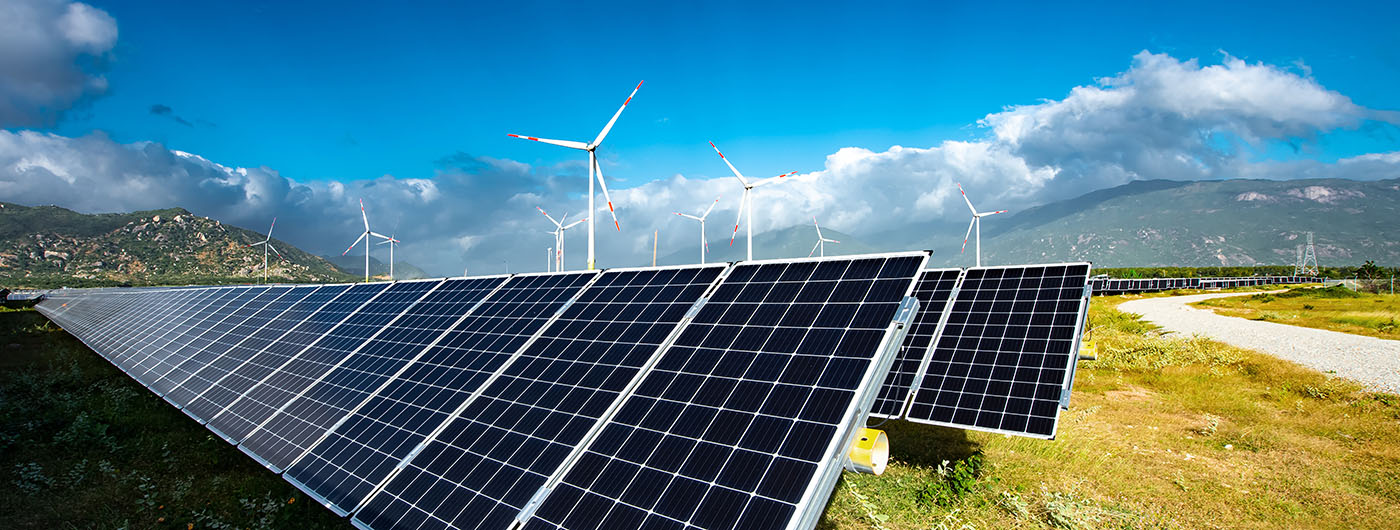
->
[1118,292,1400,394]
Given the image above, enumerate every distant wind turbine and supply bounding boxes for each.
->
[709,141,797,261]
[509,81,642,270]
[244,217,283,283]
[537,206,586,272]
[958,183,1007,267]
[342,198,390,282]
[674,196,721,264]
[809,217,841,257]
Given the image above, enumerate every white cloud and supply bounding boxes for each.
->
[0,0,117,127]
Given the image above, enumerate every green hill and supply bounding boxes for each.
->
[0,202,352,288]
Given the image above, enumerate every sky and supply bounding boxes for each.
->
[2,0,1399,275]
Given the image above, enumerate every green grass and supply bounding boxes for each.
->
[816,295,1400,529]
[1194,286,1400,340]
[5,299,1399,529]
[0,303,347,530]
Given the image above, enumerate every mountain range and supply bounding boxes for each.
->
[2,177,1395,287]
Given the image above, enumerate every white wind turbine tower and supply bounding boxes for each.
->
[341,198,390,282]
[957,183,1007,267]
[674,196,721,264]
[537,206,586,272]
[244,217,283,283]
[376,233,401,280]
[710,141,797,261]
[809,217,841,257]
[509,81,641,270]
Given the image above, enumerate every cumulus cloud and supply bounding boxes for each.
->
[0,0,117,127]
[1,51,1398,275]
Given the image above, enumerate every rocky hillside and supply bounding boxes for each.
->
[0,203,351,288]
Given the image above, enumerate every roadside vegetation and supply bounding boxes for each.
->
[3,296,1398,529]
[1194,286,1400,341]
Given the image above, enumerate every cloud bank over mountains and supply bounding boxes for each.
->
[0,2,1397,274]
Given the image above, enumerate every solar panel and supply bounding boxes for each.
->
[239,280,444,471]
[354,265,724,530]
[204,283,387,443]
[160,286,308,407]
[127,287,261,386]
[520,254,926,530]
[904,263,1092,439]
[184,284,351,427]
[108,288,225,373]
[869,268,962,419]
[286,272,591,516]
[145,286,281,396]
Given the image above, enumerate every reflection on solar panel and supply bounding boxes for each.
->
[869,268,962,419]
[355,265,724,530]
[240,280,442,472]
[521,254,925,530]
[905,263,1092,438]
[36,253,1114,530]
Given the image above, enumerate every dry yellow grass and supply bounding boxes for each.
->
[1195,287,1400,340]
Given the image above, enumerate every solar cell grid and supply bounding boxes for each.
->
[154,286,295,403]
[354,266,724,530]
[205,283,386,443]
[239,280,443,471]
[128,287,257,386]
[522,254,926,530]
[286,273,588,516]
[905,263,1092,439]
[870,268,961,419]
[78,290,178,363]
[107,288,222,372]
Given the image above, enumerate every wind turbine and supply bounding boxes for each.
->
[674,196,721,264]
[376,234,401,280]
[509,81,642,270]
[342,198,390,282]
[957,183,1007,267]
[709,141,797,261]
[244,217,283,283]
[809,217,841,257]
[537,206,586,272]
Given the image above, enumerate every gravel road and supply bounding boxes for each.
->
[1118,292,1400,395]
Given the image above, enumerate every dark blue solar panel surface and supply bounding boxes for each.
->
[523,255,924,530]
[869,268,962,419]
[129,287,257,387]
[289,273,590,515]
[151,286,287,399]
[355,266,723,530]
[207,283,386,443]
[185,285,348,427]
[905,263,1091,438]
[110,288,224,373]
[239,280,441,471]
[163,286,312,407]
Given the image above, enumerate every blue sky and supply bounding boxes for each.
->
[3,0,1399,274]
[54,1,1400,181]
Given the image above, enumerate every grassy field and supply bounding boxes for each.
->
[3,297,1398,529]
[1193,286,1400,341]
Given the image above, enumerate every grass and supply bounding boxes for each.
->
[1193,286,1400,340]
[4,297,1399,529]
[817,294,1400,529]
[0,302,346,530]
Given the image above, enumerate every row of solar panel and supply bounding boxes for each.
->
[1088,275,1320,296]
[37,253,935,530]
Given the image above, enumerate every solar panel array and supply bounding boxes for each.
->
[1089,275,1319,295]
[35,252,1105,530]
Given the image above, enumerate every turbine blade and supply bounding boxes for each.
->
[536,206,561,227]
[592,80,643,147]
[360,199,369,231]
[809,240,821,257]
[961,217,975,253]
[981,210,1008,217]
[370,231,390,239]
[268,244,283,259]
[562,218,586,229]
[709,141,749,184]
[267,217,276,237]
[343,232,367,255]
[751,171,797,188]
[677,213,701,220]
[813,217,823,239]
[507,134,588,150]
[702,195,720,218]
[592,156,621,231]
[729,190,746,246]
[957,182,977,215]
